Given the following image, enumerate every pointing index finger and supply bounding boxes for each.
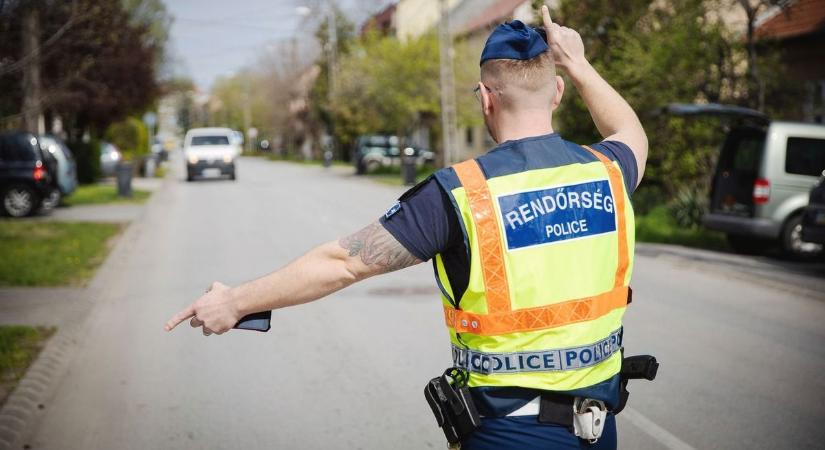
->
[541,4,554,30]
[165,304,196,331]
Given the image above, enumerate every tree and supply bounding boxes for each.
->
[0,0,169,139]
[544,0,795,214]
[328,32,442,152]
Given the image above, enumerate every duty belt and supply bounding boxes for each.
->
[452,328,622,375]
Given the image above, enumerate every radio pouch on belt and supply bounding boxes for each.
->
[424,368,481,445]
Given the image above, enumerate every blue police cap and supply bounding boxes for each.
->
[480,20,548,66]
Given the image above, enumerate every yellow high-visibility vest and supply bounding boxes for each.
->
[432,144,635,392]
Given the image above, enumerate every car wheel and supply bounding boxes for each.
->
[366,160,381,173]
[229,168,236,181]
[726,234,771,255]
[186,170,194,182]
[40,188,61,212]
[2,185,39,217]
[781,214,823,259]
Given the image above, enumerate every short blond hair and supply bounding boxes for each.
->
[480,51,556,110]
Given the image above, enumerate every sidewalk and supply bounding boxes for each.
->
[30,177,164,223]
[0,288,90,327]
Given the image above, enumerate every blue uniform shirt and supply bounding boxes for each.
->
[380,133,638,415]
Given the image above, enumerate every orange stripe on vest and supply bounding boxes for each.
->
[444,286,629,335]
[445,146,630,336]
[452,159,512,314]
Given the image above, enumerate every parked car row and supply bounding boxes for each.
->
[352,134,435,175]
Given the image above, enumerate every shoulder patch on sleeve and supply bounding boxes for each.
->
[384,201,402,219]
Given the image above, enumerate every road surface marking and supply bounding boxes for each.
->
[622,407,696,450]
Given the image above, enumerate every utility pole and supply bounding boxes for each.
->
[326,1,338,160]
[438,0,458,166]
[243,74,252,152]
[21,7,43,134]
[326,2,338,102]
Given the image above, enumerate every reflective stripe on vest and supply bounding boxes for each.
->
[443,146,630,336]
[453,328,623,375]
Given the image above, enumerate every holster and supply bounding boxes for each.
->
[424,368,481,445]
[613,355,659,415]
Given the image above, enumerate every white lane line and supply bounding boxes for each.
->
[621,407,696,450]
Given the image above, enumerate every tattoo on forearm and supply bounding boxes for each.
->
[339,222,421,273]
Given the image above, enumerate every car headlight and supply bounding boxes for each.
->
[188,155,198,164]
[111,151,120,161]
[223,155,232,163]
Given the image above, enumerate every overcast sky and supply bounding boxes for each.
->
[164,0,390,91]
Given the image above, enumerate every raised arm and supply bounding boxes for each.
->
[164,222,422,335]
[541,5,648,184]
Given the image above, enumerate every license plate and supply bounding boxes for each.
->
[202,168,221,177]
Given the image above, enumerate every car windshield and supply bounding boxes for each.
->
[191,135,229,146]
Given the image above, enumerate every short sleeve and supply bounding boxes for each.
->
[379,177,459,261]
[588,140,638,194]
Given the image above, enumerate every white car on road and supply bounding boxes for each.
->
[183,128,241,181]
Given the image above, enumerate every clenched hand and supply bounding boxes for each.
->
[165,281,241,336]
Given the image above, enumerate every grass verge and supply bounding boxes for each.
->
[264,155,350,167]
[636,206,729,251]
[0,326,55,407]
[63,184,151,206]
[0,221,123,286]
[365,166,437,186]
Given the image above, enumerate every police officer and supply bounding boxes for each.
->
[166,5,647,449]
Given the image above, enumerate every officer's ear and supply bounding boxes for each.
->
[479,82,494,116]
[551,75,564,112]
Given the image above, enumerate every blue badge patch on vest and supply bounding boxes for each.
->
[384,201,402,219]
[497,179,616,250]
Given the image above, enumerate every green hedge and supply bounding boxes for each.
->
[67,139,101,185]
[104,117,148,162]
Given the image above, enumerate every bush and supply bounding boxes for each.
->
[67,139,101,184]
[104,117,148,162]
[668,186,708,229]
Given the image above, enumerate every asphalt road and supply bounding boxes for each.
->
[19,156,825,449]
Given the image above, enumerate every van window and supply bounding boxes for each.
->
[785,137,825,176]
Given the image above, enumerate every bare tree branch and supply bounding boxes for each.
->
[0,0,92,77]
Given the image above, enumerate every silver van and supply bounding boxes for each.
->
[666,104,825,257]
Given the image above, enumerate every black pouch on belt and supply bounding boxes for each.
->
[424,368,481,445]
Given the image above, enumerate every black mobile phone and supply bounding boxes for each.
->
[233,311,272,332]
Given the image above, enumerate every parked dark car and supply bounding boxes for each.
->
[353,135,435,174]
[0,131,54,217]
[801,173,825,246]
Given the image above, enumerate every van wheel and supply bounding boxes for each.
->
[781,214,823,259]
[726,234,770,255]
[2,185,39,217]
